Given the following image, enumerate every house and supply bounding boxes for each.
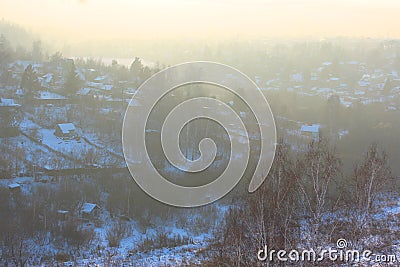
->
[0,98,20,107]
[300,124,320,140]
[34,91,68,106]
[56,210,69,220]
[80,203,99,219]
[8,183,21,192]
[55,123,77,139]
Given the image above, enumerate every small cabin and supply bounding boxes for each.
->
[300,124,320,141]
[55,123,77,139]
[0,98,20,108]
[34,91,68,106]
[80,203,99,219]
[57,210,69,220]
[8,183,21,192]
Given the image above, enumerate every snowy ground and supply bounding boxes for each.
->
[0,134,78,171]
[37,128,123,168]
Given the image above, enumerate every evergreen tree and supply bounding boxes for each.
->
[64,62,82,96]
[20,64,39,94]
[129,57,143,84]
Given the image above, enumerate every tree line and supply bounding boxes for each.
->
[206,138,394,266]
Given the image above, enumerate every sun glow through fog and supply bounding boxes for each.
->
[1,0,400,41]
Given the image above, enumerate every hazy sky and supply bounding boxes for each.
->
[1,0,400,41]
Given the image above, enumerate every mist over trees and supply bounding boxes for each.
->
[1,19,400,265]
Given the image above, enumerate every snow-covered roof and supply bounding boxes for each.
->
[81,203,98,214]
[301,124,320,133]
[124,88,137,95]
[106,97,122,102]
[8,183,21,189]
[94,75,107,82]
[87,82,113,91]
[77,87,92,96]
[36,91,67,100]
[0,98,20,107]
[57,210,69,214]
[16,89,25,96]
[57,123,76,134]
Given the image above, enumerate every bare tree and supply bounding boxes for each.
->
[208,140,300,266]
[347,144,392,245]
[2,230,35,267]
[106,221,128,247]
[61,219,95,251]
[296,138,341,247]
[249,141,299,252]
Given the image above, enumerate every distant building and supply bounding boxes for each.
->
[8,183,21,192]
[300,124,320,141]
[80,203,99,219]
[0,98,20,107]
[56,210,69,220]
[34,91,67,106]
[55,123,77,139]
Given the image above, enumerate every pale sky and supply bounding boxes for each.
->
[1,0,400,41]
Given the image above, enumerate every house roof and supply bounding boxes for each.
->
[81,203,98,214]
[57,123,76,134]
[301,124,320,133]
[0,98,20,107]
[57,210,69,214]
[36,91,67,100]
[16,89,25,96]
[87,82,113,91]
[8,183,21,189]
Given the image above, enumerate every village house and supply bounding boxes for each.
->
[56,210,69,221]
[80,202,99,219]
[54,123,77,139]
[0,98,20,107]
[8,183,21,192]
[34,91,68,106]
[300,124,320,141]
